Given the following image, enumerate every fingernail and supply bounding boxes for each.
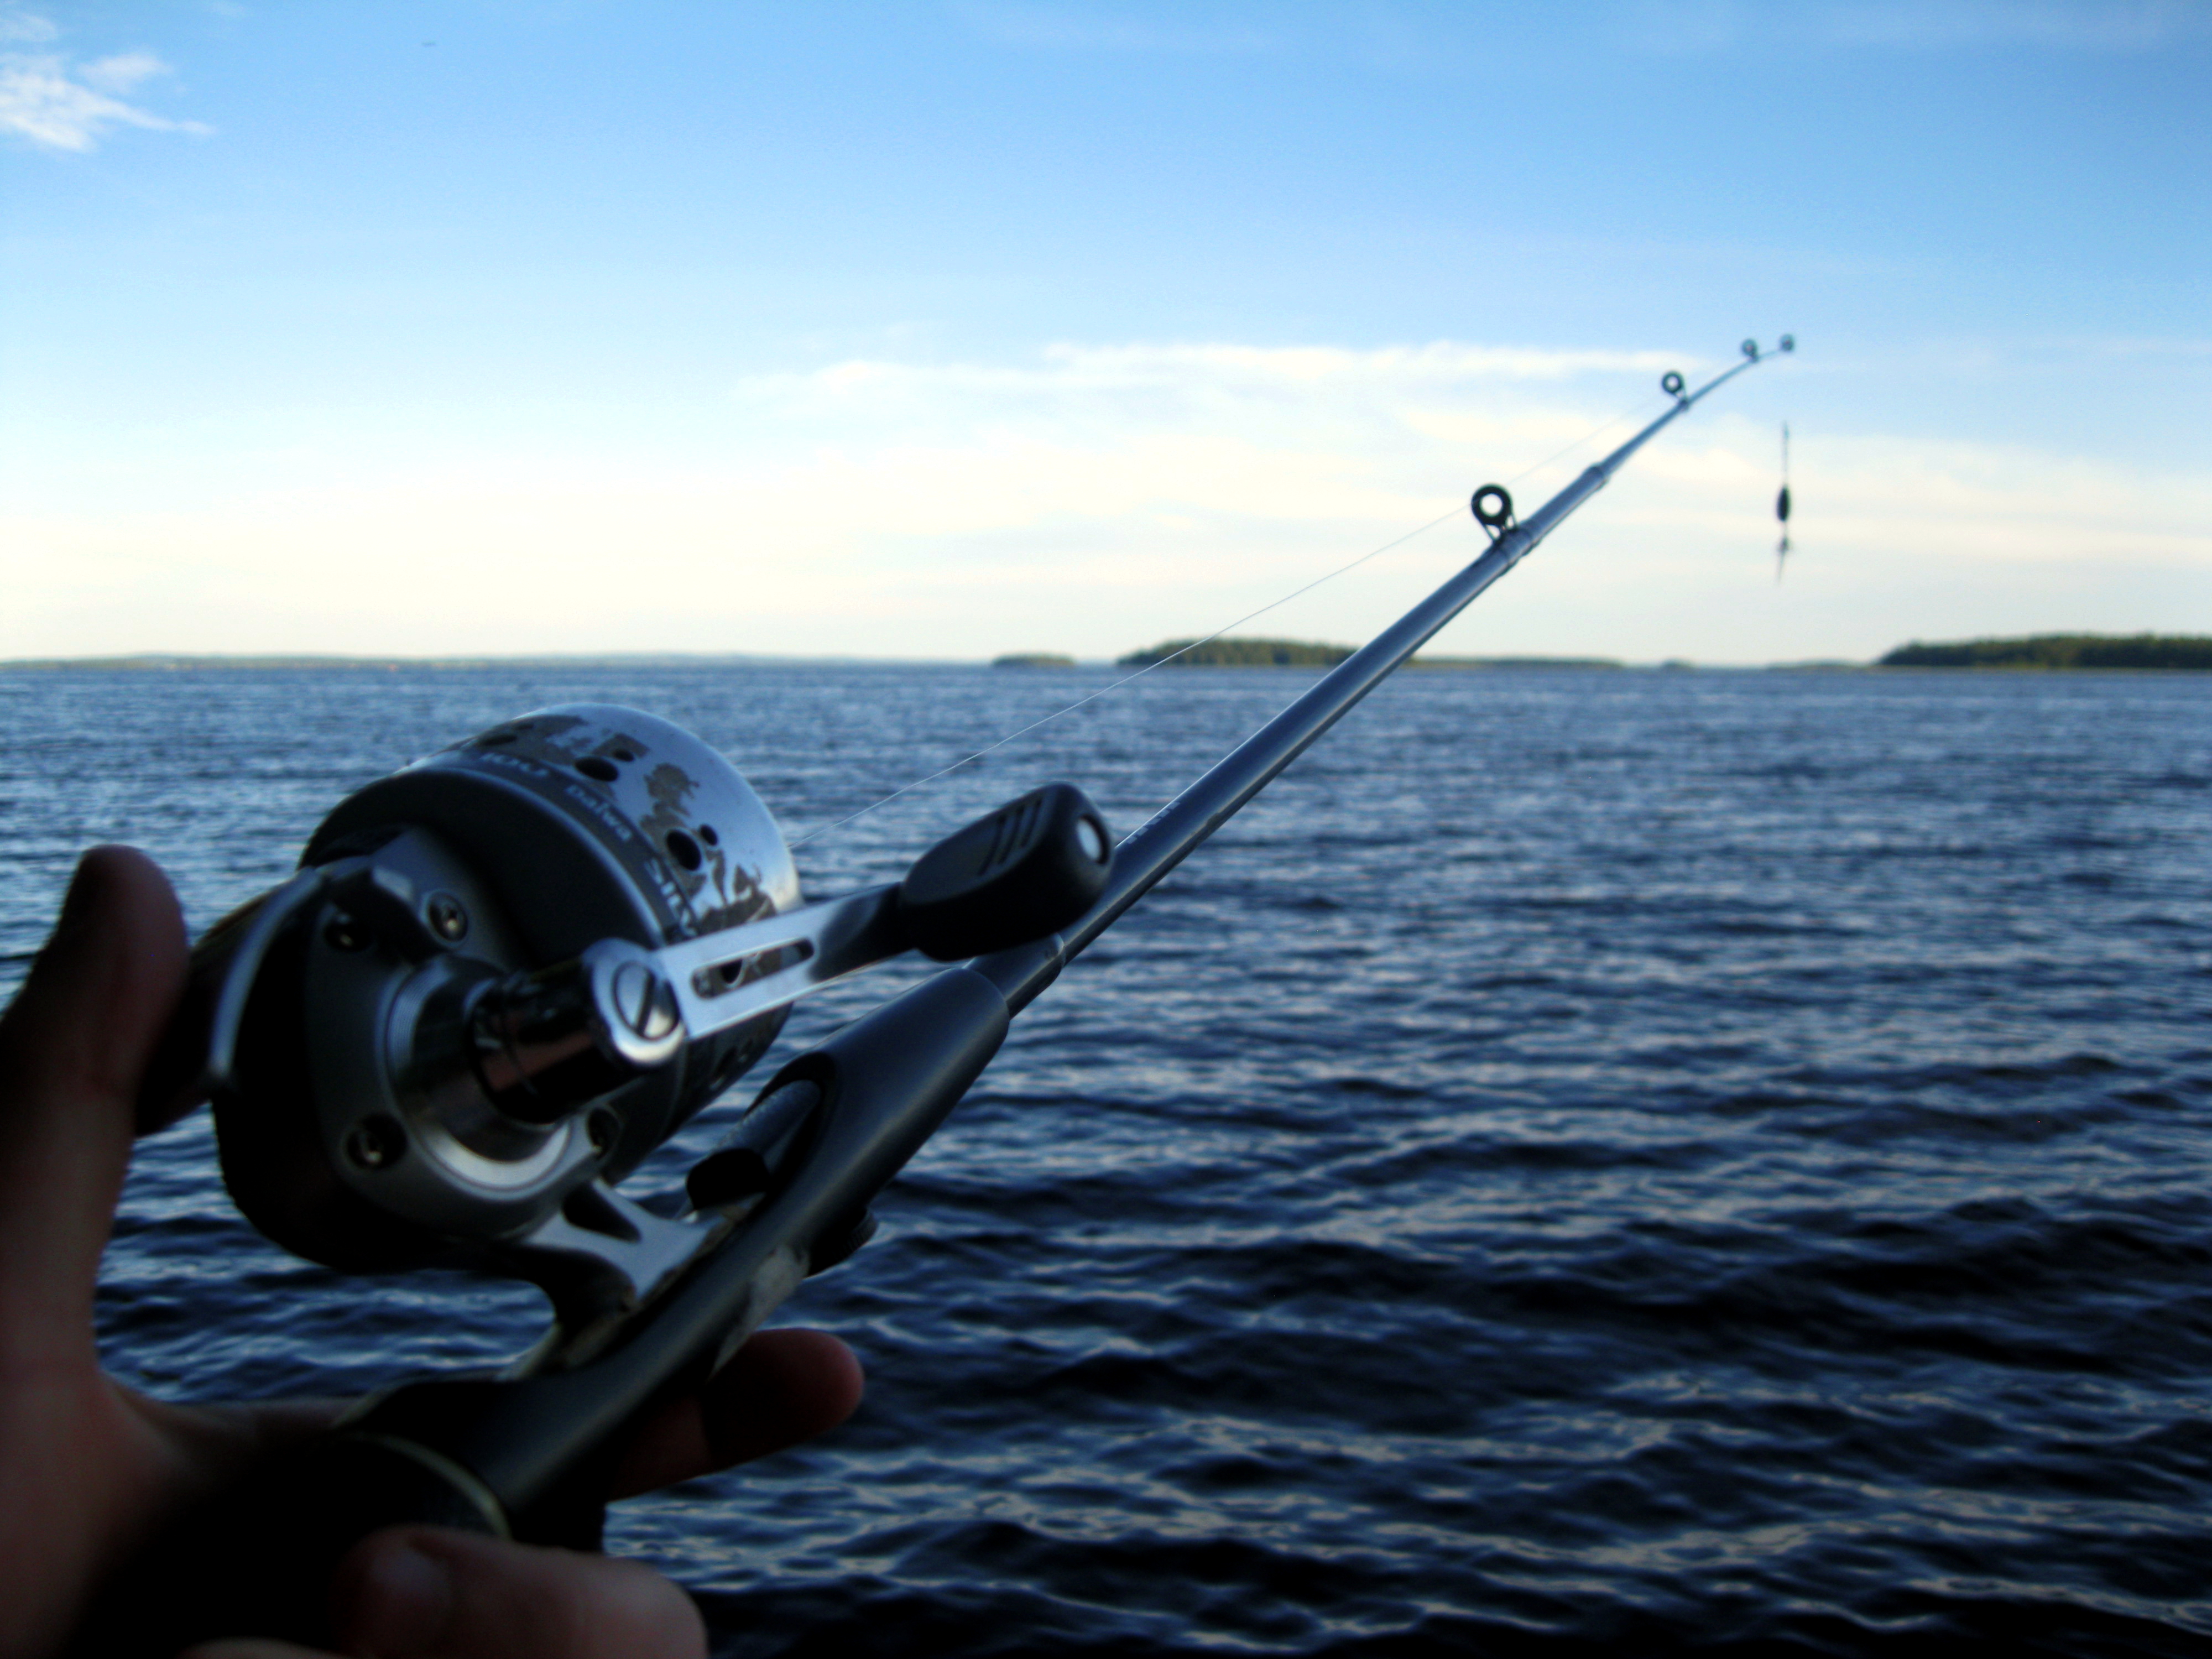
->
[345,1541,453,1657]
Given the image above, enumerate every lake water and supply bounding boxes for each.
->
[2,661,2209,1656]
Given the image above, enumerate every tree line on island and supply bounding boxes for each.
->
[990,633,2212,671]
[1876,634,2212,670]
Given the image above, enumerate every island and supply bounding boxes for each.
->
[1879,634,2212,671]
[992,653,1078,669]
[1117,637,1355,668]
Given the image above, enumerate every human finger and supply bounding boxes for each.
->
[326,1526,705,1659]
[608,1327,863,1497]
[0,846,186,1346]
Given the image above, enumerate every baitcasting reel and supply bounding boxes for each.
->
[173,704,1112,1334]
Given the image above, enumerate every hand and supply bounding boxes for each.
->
[0,848,864,1659]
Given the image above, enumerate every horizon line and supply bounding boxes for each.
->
[0,648,1874,673]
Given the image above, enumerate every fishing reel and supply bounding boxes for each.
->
[177,704,1112,1332]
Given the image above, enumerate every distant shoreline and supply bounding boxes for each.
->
[3,653,1740,673]
[1876,634,2212,671]
[0,651,915,672]
[5,632,2208,674]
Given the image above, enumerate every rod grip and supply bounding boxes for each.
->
[71,1422,517,1657]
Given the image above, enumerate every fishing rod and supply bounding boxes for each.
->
[84,333,1791,1656]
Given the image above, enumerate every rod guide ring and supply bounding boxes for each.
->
[1470,484,1516,538]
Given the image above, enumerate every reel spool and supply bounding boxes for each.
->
[185,703,1113,1320]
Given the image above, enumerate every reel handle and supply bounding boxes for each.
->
[898,780,1113,961]
[464,781,1113,1120]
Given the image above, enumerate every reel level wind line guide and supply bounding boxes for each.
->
[81,336,1790,1657]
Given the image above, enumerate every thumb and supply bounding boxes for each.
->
[328,1527,706,1659]
[0,846,186,1354]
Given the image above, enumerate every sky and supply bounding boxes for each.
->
[2,1,2206,665]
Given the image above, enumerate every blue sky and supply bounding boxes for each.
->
[3,2,2206,663]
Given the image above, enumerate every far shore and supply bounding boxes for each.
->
[0,651,1832,672]
[5,632,2208,674]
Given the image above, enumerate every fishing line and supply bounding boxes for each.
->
[787,507,1461,847]
[1499,391,1671,492]
[788,385,1676,851]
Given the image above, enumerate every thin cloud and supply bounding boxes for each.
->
[1625,0,2210,53]
[0,12,210,152]
[952,1,1277,55]
[741,340,1689,412]
[17,333,2200,665]
[0,8,54,43]
[1822,1,2210,48]
[79,51,168,94]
